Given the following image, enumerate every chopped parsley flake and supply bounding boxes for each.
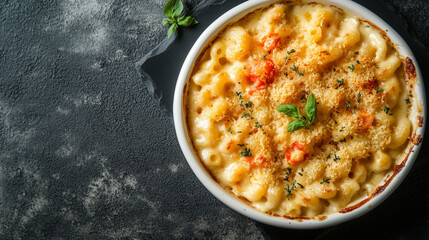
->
[346,102,352,110]
[355,51,359,55]
[262,54,267,60]
[357,92,361,102]
[245,101,253,108]
[297,183,304,188]
[285,180,297,200]
[340,126,345,132]
[235,91,243,99]
[383,106,392,115]
[356,60,360,64]
[298,70,305,76]
[376,88,384,94]
[348,64,355,72]
[320,178,331,184]
[241,112,254,120]
[334,154,340,162]
[290,65,299,72]
[298,168,304,176]
[405,98,410,104]
[227,127,232,134]
[284,49,295,63]
[327,153,332,159]
[237,143,246,147]
[284,167,292,182]
[255,122,262,128]
[239,148,252,157]
[336,79,345,89]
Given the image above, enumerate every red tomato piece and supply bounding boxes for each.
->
[248,59,276,90]
[285,142,308,166]
[260,34,280,52]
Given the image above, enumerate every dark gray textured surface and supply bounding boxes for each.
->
[0,0,428,239]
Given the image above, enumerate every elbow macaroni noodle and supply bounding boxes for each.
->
[185,1,417,217]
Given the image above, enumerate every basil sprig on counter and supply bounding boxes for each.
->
[277,93,318,132]
[162,0,198,38]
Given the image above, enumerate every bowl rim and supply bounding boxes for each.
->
[173,0,426,229]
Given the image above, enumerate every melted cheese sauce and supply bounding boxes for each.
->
[185,1,413,217]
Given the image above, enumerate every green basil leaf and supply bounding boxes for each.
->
[277,105,301,118]
[162,18,170,26]
[305,93,317,124]
[287,119,309,132]
[167,23,178,38]
[164,0,183,18]
[177,16,198,27]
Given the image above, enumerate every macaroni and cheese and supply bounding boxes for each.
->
[184,1,419,218]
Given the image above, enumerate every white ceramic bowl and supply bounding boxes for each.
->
[173,0,426,229]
